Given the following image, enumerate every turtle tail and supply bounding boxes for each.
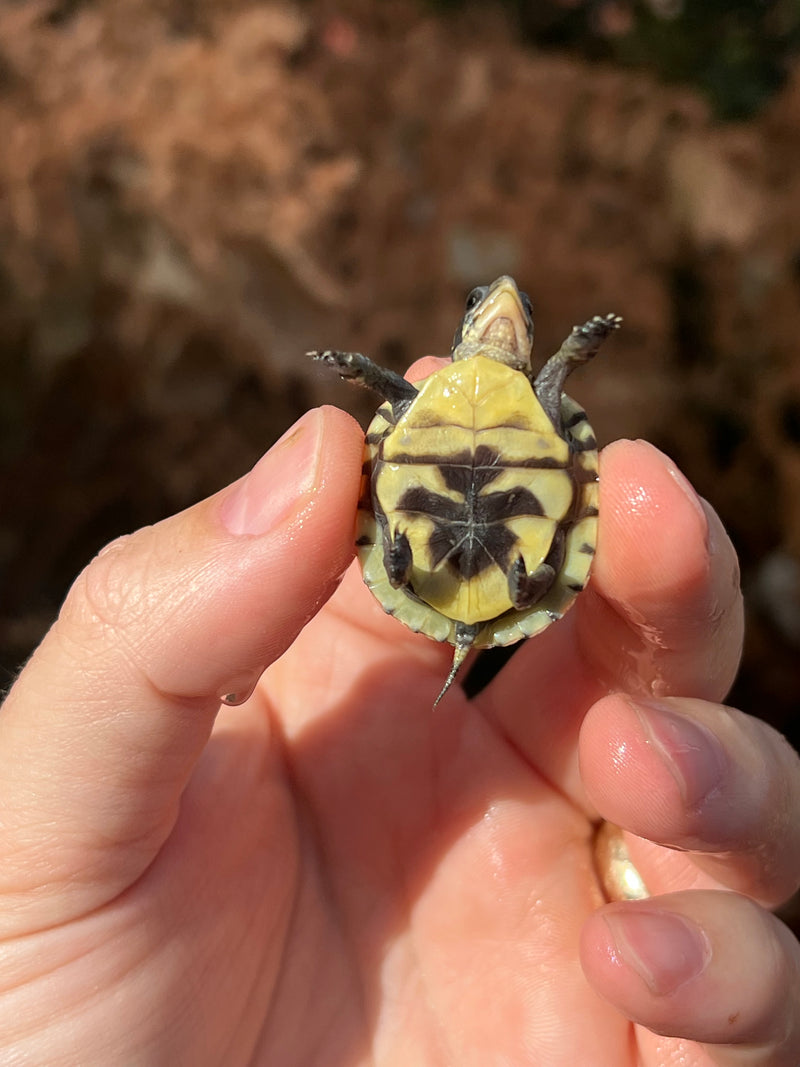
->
[433,622,481,708]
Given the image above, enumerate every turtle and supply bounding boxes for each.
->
[311,276,620,705]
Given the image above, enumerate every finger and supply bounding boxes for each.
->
[578,439,744,701]
[407,355,449,382]
[581,891,800,1067]
[476,441,744,804]
[580,694,800,906]
[0,406,363,926]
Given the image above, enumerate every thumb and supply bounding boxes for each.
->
[0,405,363,930]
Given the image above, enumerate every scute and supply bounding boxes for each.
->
[381,356,569,465]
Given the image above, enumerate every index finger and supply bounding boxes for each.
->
[476,440,744,803]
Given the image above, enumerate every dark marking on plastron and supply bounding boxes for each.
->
[405,411,475,431]
[490,418,542,431]
[397,464,545,579]
[579,542,595,555]
[387,444,567,472]
[397,484,545,525]
[429,522,520,578]
[516,455,570,469]
[384,451,570,471]
[386,447,485,469]
[438,449,502,494]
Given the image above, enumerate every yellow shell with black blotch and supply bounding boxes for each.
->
[356,354,599,649]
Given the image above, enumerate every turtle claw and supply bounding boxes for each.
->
[570,313,622,349]
[308,349,364,379]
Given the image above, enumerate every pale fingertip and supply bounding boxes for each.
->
[406,356,449,383]
[220,408,325,537]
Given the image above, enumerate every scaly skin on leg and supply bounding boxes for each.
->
[508,555,556,610]
[507,526,567,610]
[533,314,622,431]
[310,350,418,405]
[383,528,413,589]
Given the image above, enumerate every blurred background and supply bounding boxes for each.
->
[2,0,800,762]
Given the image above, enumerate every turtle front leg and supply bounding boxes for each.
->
[532,313,621,432]
[310,350,418,405]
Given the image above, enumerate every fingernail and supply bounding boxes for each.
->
[661,452,709,542]
[634,699,727,808]
[604,907,711,996]
[220,410,323,536]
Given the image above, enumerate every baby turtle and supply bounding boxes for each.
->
[311,276,620,705]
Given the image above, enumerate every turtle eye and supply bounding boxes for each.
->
[465,286,488,313]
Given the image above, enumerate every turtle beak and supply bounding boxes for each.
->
[471,276,533,366]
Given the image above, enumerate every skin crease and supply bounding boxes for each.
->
[0,385,798,1065]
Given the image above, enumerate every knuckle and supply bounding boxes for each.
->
[61,529,158,646]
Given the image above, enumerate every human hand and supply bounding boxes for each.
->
[1,394,798,1065]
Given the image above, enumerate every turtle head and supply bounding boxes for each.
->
[451,275,534,370]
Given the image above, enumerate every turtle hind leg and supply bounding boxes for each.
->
[509,557,555,610]
[508,528,566,609]
[433,622,481,708]
[310,349,417,405]
[383,528,413,589]
[532,313,622,431]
